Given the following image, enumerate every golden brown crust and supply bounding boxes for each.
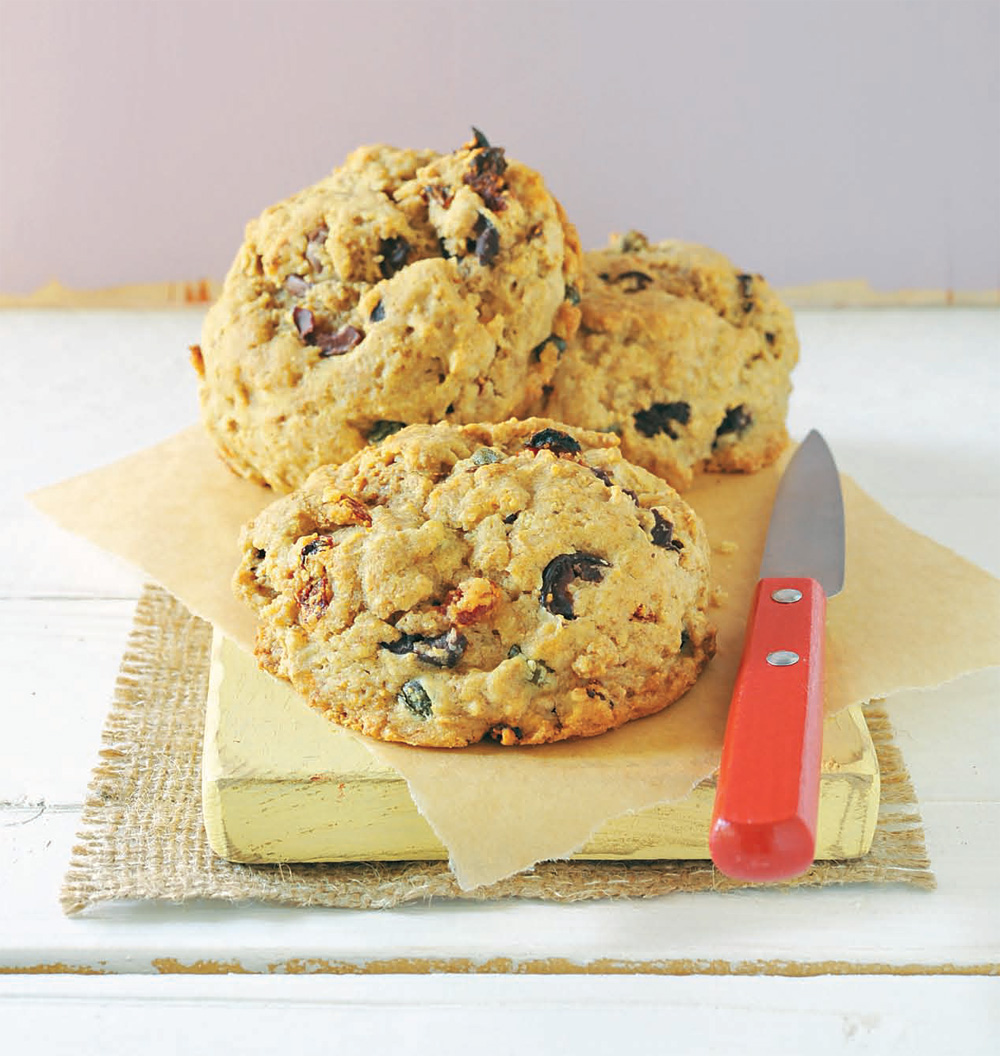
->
[235,418,716,748]
[533,233,798,490]
[197,136,582,493]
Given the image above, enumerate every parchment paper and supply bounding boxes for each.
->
[32,427,1000,888]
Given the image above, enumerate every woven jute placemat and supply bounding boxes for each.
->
[61,584,934,915]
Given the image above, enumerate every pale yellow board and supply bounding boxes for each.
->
[202,634,880,865]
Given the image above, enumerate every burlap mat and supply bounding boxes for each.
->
[61,584,934,915]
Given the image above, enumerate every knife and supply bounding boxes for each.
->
[709,429,845,882]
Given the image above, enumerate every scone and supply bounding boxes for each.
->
[234,418,716,748]
[533,231,798,491]
[192,130,582,492]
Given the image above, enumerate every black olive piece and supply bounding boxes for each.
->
[615,270,654,293]
[300,537,332,564]
[381,628,467,668]
[507,644,522,658]
[475,220,499,265]
[541,552,610,619]
[530,335,567,362]
[715,405,753,440]
[370,300,385,322]
[565,284,581,305]
[589,466,638,502]
[526,428,581,455]
[736,272,755,312]
[368,420,407,443]
[633,401,691,439]
[650,509,684,551]
[379,236,410,279]
[398,679,432,718]
[650,509,674,548]
[503,512,519,524]
[471,127,491,149]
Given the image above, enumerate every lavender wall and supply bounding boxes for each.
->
[1,0,997,294]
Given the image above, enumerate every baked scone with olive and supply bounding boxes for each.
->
[234,418,716,748]
[192,131,582,492]
[532,231,798,491]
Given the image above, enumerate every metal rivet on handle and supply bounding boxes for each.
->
[766,650,800,667]
[771,588,803,604]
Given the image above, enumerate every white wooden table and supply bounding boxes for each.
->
[1,308,997,1052]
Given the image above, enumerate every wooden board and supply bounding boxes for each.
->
[202,633,880,864]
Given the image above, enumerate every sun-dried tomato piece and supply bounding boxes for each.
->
[446,579,502,626]
[293,306,315,339]
[463,128,508,211]
[315,324,364,357]
[305,224,328,272]
[296,575,332,627]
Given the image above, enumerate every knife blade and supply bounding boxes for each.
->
[709,429,845,881]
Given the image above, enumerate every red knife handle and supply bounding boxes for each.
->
[709,576,826,882]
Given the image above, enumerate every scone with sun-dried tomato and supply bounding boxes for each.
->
[532,231,798,491]
[191,131,582,492]
[234,418,716,748]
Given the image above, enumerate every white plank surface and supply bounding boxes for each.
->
[1,308,998,1045]
[1,976,999,1056]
